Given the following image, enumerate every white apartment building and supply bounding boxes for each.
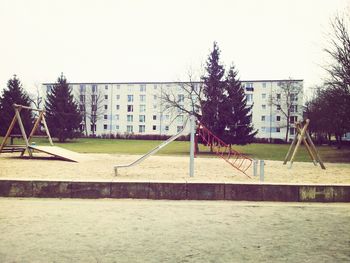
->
[42,80,303,141]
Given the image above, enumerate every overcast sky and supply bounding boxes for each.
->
[0,0,349,95]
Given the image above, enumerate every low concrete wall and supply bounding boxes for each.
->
[0,180,349,202]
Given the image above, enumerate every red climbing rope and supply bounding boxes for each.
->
[196,121,253,176]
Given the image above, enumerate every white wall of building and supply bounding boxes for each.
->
[42,80,303,140]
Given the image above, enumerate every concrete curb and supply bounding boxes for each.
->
[0,180,349,202]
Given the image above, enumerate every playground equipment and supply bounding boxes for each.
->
[0,104,81,162]
[195,121,253,176]
[114,115,253,177]
[284,119,325,169]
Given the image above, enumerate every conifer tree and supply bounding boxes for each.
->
[201,42,226,138]
[0,75,33,136]
[45,74,82,142]
[221,66,257,144]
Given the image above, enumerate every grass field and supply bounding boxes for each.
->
[2,137,350,163]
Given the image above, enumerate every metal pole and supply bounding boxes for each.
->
[253,159,258,176]
[189,115,195,177]
[260,160,265,182]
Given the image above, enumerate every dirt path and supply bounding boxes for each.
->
[0,153,350,184]
[0,198,349,263]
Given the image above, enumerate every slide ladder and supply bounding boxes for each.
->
[196,121,253,176]
[114,117,189,175]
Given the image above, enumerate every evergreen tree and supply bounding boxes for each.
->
[0,75,33,136]
[45,74,82,142]
[221,66,257,145]
[201,42,226,138]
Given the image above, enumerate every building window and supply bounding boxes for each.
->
[116,105,120,110]
[153,95,157,100]
[164,115,169,121]
[139,115,146,123]
[105,95,108,100]
[105,85,108,90]
[140,84,146,92]
[104,115,108,120]
[104,105,108,110]
[276,93,281,100]
[177,115,184,123]
[177,126,183,132]
[276,105,281,110]
[140,105,146,112]
[80,84,86,93]
[291,93,298,102]
[116,125,119,130]
[290,127,295,135]
[90,124,96,132]
[79,105,85,111]
[152,125,157,131]
[127,125,133,133]
[165,126,169,131]
[127,95,134,102]
[290,116,298,123]
[92,84,97,93]
[139,125,145,133]
[153,115,157,120]
[246,94,253,102]
[153,104,157,109]
[261,116,266,121]
[116,95,120,100]
[291,105,298,113]
[140,95,146,102]
[127,115,133,122]
[262,82,266,88]
[80,95,85,103]
[276,116,281,121]
[276,127,280,132]
[104,124,108,130]
[127,105,133,112]
[262,104,266,110]
[246,83,254,92]
[178,94,184,103]
[262,93,266,99]
[116,114,119,121]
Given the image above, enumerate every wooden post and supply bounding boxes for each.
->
[0,114,18,153]
[41,112,54,146]
[28,111,43,141]
[305,131,326,169]
[289,120,309,168]
[14,106,32,157]
[283,127,298,165]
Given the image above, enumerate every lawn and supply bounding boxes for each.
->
[2,137,350,163]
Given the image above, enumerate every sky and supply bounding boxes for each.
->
[0,0,349,96]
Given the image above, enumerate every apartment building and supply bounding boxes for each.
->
[42,80,303,140]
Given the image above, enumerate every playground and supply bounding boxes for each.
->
[1,152,350,184]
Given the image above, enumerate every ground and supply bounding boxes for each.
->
[0,198,349,263]
[0,152,349,184]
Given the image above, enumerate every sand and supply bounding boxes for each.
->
[0,152,349,184]
[0,198,349,263]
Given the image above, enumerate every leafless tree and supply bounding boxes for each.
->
[324,13,350,93]
[78,85,106,137]
[28,82,43,111]
[160,70,205,121]
[269,78,303,142]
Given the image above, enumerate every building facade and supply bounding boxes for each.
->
[42,80,303,140]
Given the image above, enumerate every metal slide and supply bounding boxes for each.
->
[114,117,189,175]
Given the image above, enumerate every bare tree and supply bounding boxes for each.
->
[269,78,303,142]
[324,13,350,93]
[28,82,43,115]
[160,70,205,120]
[78,85,106,137]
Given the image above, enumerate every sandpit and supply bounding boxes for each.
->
[0,152,349,184]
